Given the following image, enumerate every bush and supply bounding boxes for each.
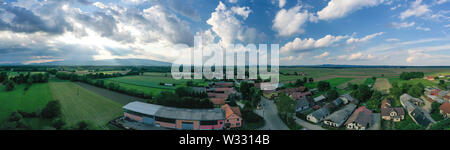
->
[52,118,66,130]
[5,80,15,91]
[8,112,23,122]
[317,81,331,92]
[72,121,95,130]
[41,100,62,119]
[18,110,39,118]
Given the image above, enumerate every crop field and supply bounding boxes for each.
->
[0,83,53,128]
[304,77,355,89]
[373,78,392,93]
[279,67,450,83]
[49,82,123,129]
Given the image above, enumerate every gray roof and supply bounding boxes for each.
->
[123,101,162,116]
[155,107,225,121]
[296,98,310,109]
[332,98,344,106]
[324,104,357,126]
[192,87,206,93]
[400,94,419,113]
[314,95,326,102]
[123,101,225,121]
[340,94,358,103]
[310,107,330,119]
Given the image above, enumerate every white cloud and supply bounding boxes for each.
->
[416,26,431,31]
[406,44,450,63]
[228,0,238,3]
[207,2,255,46]
[434,0,448,5]
[314,52,330,59]
[445,24,450,28]
[338,52,375,61]
[281,34,347,53]
[385,38,400,42]
[347,32,384,44]
[391,22,415,29]
[400,0,430,20]
[272,5,310,37]
[317,0,384,20]
[231,6,252,19]
[278,0,286,8]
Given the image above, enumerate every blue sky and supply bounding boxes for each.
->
[0,0,449,66]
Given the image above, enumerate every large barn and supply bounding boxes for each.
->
[123,101,226,130]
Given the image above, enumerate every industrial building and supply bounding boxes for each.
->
[123,101,226,130]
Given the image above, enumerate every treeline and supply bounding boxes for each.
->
[148,87,213,109]
[0,72,49,91]
[55,72,153,99]
[400,72,424,80]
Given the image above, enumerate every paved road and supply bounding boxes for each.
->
[293,116,326,130]
[255,96,289,130]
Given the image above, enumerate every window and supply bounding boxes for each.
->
[237,118,239,121]
[200,120,218,125]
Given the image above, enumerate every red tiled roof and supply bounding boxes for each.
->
[210,98,226,105]
[439,102,450,114]
[222,104,242,118]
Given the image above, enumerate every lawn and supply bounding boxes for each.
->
[104,75,207,95]
[49,82,123,129]
[0,83,53,128]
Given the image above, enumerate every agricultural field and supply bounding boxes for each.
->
[104,73,207,95]
[49,82,123,129]
[373,78,392,93]
[0,83,53,129]
[6,72,47,77]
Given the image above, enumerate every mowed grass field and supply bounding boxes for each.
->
[49,82,123,129]
[373,78,392,93]
[0,83,53,129]
[104,73,207,95]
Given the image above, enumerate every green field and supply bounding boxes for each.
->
[0,83,53,128]
[49,82,123,129]
[304,78,355,89]
[104,74,207,95]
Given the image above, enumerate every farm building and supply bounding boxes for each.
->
[323,104,357,128]
[345,106,372,130]
[381,107,405,122]
[339,94,358,104]
[123,101,226,130]
[314,95,326,103]
[439,102,450,118]
[295,98,311,112]
[307,107,330,123]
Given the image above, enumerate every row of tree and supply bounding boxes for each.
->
[149,87,213,109]
[400,72,424,80]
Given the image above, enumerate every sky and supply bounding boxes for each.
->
[0,0,449,66]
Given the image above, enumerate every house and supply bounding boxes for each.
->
[295,98,311,112]
[439,102,450,118]
[280,86,306,95]
[306,107,330,123]
[443,95,450,101]
[410,108,433,127]
[381,99,391,109]
[345,106,372,130]
[314,95,327,103]
[290,91,312,100]
[381,107,405,122]
[340,94,358,104]
[263,90,279,99]
[332,98,344,107]
[438,90,449,98]
[221,104,242,128]
[207,93,229,107]
[425,76,435,81]
[426,94,445,104]
[323,104,357,128]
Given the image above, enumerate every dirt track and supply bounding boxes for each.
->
[75,82,147,105]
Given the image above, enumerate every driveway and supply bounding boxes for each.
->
[293,116,325,130]
[254,96,289,130]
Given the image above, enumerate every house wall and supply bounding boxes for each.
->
[307,115,318,123]
[176,120,200,130]
[225,114,242,128]
[155,121,176,129]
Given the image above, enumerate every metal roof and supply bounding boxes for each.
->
[123,101,162,116]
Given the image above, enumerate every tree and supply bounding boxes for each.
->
[309,78,314,83]
[276,94,295,123]
[408,84,423,98]
[295,78,304,86]
[327,88,339,101]
[175,87,191,98]
[0,72,7,83]
[372,90,383,100]
[41,100,62,119]
[240,81,252,100]
[52,118,66,130]
[352,84,372,102]
[73,121,94,130]
[8,112,22,122]
[186,81,194,86]
[4,80,15,91]
[317,81,331,92]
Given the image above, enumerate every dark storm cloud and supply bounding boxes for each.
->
[0,2,72,34]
